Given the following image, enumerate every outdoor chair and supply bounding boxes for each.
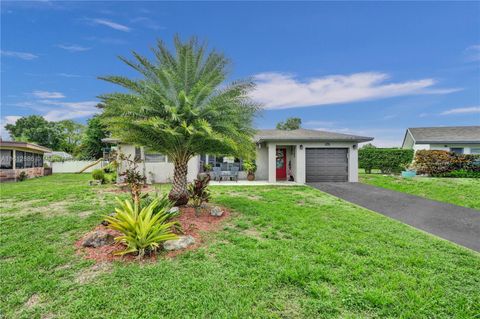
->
[212,167,221,181]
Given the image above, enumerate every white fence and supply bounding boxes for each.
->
[51,160,104,173]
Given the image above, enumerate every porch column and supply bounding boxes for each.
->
[268,143,276,183]
[296,144,305,184]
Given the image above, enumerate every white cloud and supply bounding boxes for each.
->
[250,72,460,110]
[1,50,38,60]
[441,106,480,115]
[56,44,91,52]
[131,17,164,30]
[465,45,480,62]
[92,18,131,32]
[39,100,99,121]
[0,116,22,140]
[32,90,65,99]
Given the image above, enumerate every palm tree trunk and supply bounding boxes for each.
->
[169,160,189,206]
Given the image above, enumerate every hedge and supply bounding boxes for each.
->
[413,150,480,176]
[359,148,414,174]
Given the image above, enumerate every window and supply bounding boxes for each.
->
[134,147,141,161]
[144,148,166,163]
[206,155,243,171]
[471,148,480,154]
[0,150,13,169]
[25,152,34,168]
[450,148,464,154]
[16,151,25,169]
[34,153,43,167]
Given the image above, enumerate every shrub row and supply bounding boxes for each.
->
[413,150,480,176]
[359,148,414,174]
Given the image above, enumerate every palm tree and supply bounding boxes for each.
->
[99,36,260,205]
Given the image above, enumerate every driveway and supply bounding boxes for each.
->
[309,182,480,252]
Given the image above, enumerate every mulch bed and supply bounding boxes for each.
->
[75,205,230,263]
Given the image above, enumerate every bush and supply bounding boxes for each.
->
[414,150,480,176]
[188,173,211,214]
[18,171,28,181]
[92,169,105,182]
[359,148,414,174]
[105,197,179,257]
[434,170,480,178]
[243,160,257,174]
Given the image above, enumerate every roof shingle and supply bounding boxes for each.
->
[254,129,373,143]
[408,126,480,143]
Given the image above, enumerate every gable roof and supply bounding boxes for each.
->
[404,126,480,144]
[0,140,51,153]
[254,129,373,143]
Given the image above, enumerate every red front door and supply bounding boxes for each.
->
[276,148,287,180]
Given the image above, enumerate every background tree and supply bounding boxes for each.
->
[58,120,85,155]
[99,36,260,205]
[4,115,65,150]
[77,115,109,159]
[276,117,302,130]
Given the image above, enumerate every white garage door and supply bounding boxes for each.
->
[306,148,348,182]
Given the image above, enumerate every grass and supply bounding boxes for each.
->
[360,174,480,210]
[1,174,479,318]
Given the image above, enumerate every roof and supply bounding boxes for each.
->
[0,141,52,153]
[254,129,373,143]
[101,137,121,144]
[405,126,480,144]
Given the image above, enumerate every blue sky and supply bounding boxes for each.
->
[1,1,479,146]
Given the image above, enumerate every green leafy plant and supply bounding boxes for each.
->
[105,197,179,257]
[203,163,213,172]
[243,160,257,174]
[18,171,28,182]
[359,148,414,174]
[414,150,480,176]
[118,153,146,205]
[188,173,211,215]
[92,169,105,182]
[99,36,259,206]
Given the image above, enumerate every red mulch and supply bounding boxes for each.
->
[75,205,230,263]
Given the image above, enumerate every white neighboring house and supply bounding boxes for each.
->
[103,129,373,184]
[402,126,480,154]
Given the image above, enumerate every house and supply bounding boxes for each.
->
[402,126,480,154]
[0,140,52,182]
[102,128,373,184]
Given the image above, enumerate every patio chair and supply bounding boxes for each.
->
[212,167,221,181]
[230,166,239,182]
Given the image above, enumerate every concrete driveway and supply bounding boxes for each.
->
[309,182,480,252]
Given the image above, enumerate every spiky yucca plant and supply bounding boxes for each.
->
[99,36,260,205]
[105,197,179,257]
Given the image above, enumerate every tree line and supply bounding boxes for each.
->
[4,114,109,160]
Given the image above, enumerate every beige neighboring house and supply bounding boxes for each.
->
[0,140,51,182]
[402,126,480,154]
[103,128,373,184]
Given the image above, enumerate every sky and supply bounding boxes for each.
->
[1,1,479,146]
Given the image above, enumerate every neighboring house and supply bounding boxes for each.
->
[0,140,51,182]
[402,126,480,154]
[103,129,373,184]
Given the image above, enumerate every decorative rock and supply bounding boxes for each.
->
[168,207,180,215]
[163,235,195,251]
[100,213,115,226]
[210,206,224,217]
[82,230,114,248]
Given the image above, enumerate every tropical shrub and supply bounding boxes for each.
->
[188,173,211,214]
[92,169,105,182]
[118,153,146,205]
[434,170,480,178]
[105,197,179,257]
[359,148,414,174]
[414,150,480,176]
[243,160,257,174]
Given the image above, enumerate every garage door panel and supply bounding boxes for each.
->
[306,148,348,182]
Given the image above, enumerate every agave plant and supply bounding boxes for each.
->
[105,197,179,257]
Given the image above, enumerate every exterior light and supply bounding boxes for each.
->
[325,142,330,146]
[299,145,303,150]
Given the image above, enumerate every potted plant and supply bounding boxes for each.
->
[243,160,257,181]
[401,163,416,178]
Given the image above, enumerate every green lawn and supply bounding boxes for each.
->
[360,174,480,210]
[1,174,479,318]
